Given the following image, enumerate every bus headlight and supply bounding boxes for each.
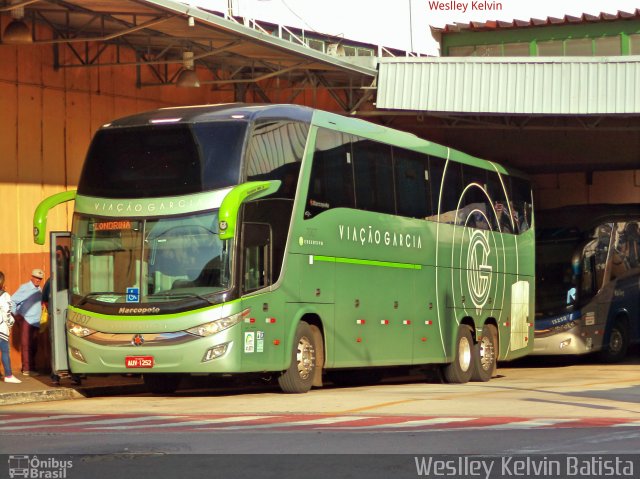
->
[203,343,229,362]
[186,309,249,337]
[67,320,96,338]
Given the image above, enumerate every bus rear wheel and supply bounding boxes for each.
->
[599,319,629,363]
[471,324,497,382]
[442,325,474,384]
[278,322,317,394]
[144,374,181,394]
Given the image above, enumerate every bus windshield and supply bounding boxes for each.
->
[536,221,638,315]
[71,211,232,304]
[536,240,579,314]
[78,122,247,198]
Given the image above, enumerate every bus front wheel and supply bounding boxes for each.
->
[471,324,497,382]
[599,319,629,363]
[278,321,316,394]
[442,325,474,384]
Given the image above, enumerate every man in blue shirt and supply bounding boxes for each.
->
[11,269,44,375]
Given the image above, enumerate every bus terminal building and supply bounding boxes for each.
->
[0,1,639,369]
[375,10,640,211]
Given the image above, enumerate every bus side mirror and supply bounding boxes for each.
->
[218,181,281,240]
[33,190,77,245]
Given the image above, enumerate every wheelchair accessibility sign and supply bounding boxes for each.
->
[126,287,140,303]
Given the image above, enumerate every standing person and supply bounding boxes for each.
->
[0,271,21,383]
[11,269,44,376]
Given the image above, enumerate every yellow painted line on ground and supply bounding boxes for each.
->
[337,398,420,414]
[570,378,639,388]
[427,390,509,401]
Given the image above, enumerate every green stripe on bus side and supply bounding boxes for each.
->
[68,300,240,321]
[312,255,422,270]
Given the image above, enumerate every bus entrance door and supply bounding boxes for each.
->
[49,232,71,375]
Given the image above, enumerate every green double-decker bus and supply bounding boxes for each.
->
[35,104,534,393]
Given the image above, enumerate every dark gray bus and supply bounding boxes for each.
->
[533,204,640,362]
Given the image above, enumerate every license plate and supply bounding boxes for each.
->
[125,356,154,368]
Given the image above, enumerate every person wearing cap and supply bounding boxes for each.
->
[11,268,45,376]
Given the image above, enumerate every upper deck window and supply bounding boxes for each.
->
[245,121,310,199]
[78,122,247,198]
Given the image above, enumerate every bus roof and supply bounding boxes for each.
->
[105,103,315,127]
[102,103,528,179]
[310,108,527,179]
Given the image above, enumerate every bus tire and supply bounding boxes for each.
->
[471,324,497,382]
[278,321,316,394]
[599,318,629,363]
[143,374,181,394]
[442,325,474,384]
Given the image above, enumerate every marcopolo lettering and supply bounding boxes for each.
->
[118,307,161,314]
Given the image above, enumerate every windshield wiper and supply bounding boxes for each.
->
[150,291,214,305]
[76,292,120,306]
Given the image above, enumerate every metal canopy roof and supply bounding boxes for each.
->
[3,0,377,110]
[377,56,640,115]
[431,9,640,36]
[372,56,640,175]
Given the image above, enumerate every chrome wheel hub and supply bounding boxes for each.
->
[296,336,315,380]
[479,335,496,371]
[609,329,623,353]
[459,337,472,372]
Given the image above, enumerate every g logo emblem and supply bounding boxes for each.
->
[467,229,492,312]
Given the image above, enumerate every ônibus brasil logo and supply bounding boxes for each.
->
[467,229,492,313]
[8,455,73,478]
